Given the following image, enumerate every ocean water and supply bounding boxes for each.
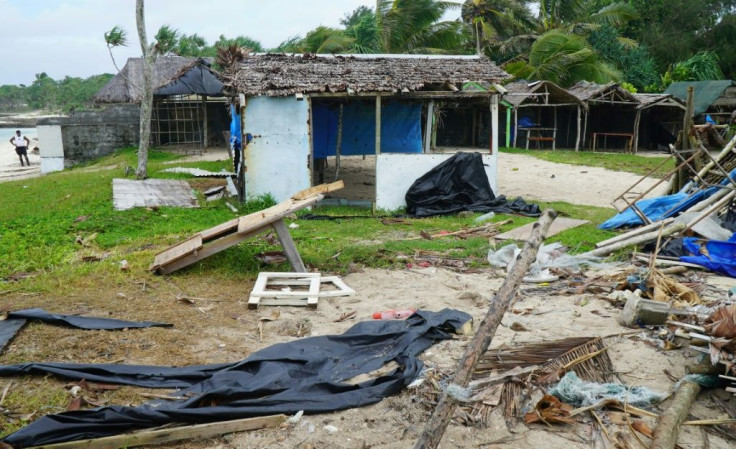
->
[0,127,37,142]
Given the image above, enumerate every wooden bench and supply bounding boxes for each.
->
[522,127,557,150]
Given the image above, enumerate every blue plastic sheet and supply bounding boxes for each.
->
[600,168,736,230]
[681,235,736,277]
[312,101,422,157]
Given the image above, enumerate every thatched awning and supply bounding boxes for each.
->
[567,81,638,104]
[222,53,510,97]
[633,93,685,110]
[94,57,222,104]
[504,80,584,108]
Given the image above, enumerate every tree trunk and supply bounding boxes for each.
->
[650,380,701,449]
[414,209,558,449]
[136,0,153,180]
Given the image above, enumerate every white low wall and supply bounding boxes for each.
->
[376,153,498,211]
[37,124,64,173]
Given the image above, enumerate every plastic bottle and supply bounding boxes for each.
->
[474,211,495,223]
[372,308,416,320]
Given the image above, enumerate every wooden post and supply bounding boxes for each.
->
[505,104,511,148]
[202,95,208,148]
[582,109,589,150]
[375,95,382,155]
[490,94,499,155]
[335,103,344,180]
[633,108,641,154]
[575,105,581,152]
[650,380,701,449]
[552,106,557,151]
[424,100,434,153]
[414,209,558,449]
[272,218,308,272]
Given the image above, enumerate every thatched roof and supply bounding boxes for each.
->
[222,53,510,97]
[503,80,583,108]
[94,57,222,104]
[633,93,685,110]
[567,81,637,104]
[664,80,736,115]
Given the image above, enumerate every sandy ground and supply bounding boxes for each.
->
[0,140,41,182]
[497,152,669,209]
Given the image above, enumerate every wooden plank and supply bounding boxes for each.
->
[25,414,286,449]
[199,218,240,242]
[150,235,203,271]
[495,217,588,240]
[306,275,319,308]
[156,228,264,275]
[291,180,344,201]
[272,219,308,272]
[237,195,322,235]
[248,272,270,309]
[258,299,313,307]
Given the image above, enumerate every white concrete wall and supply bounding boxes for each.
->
[244,96,310,203]
[376,153,498,211]
[37,125,64,173]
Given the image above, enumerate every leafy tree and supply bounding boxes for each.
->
[27,72,58,109]
[588,24,657,90]
[154,25,181,55]
[343,6,379,53]
[504,29,621,86]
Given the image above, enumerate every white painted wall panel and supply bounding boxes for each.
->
[37,125,64,158]
[376,153,498,211]
[244,96,311,203]
[41,157,64,173]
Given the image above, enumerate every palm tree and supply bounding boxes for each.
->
[503,28,621,86]
[376,0,468,53]
[461,0,535,55]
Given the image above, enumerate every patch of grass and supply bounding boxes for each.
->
[501,147,674,177]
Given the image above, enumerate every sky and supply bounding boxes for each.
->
[0,0,462,86]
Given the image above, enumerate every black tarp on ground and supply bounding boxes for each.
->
[405,152,541,218]
[1,309,470,448]
[0,308,171,354]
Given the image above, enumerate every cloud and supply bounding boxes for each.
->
[0,0,384,85]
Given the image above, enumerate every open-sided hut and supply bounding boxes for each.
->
[94,56,227,151]
[568,82,640,152]
[664,80,736,123]
[221,53,510,208]
[503,80,585,151]
[633,93,686,152]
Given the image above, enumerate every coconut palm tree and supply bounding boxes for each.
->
[503,28,621,86]
[376,0,468,53]
[461,0,536,54]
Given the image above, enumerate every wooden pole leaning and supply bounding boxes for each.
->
[413,209,558,449]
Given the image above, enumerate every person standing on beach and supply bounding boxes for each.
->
[9,130,30,166]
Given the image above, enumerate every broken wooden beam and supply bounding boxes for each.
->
[24,414,286,449]
[291,180,344,200]
[583,223,685,258]
[650,379,701,449]
[414,209,557,449]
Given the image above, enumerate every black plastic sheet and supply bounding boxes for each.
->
[1,309,470,448]
[405,152,540,217]
[0,308,171,354]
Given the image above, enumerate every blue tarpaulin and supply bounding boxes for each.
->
[681,235,736,277]
[313,101,422,158]
[600,169,736,230]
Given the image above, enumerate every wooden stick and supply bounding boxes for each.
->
[650,380,701,449]
[582,223,685,258]
[595,218,674,248]
[24,414,287,449]
[413,209,557,449]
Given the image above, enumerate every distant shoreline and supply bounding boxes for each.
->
[0,110,65,128]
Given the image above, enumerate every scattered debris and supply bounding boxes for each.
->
[248,272,355,309]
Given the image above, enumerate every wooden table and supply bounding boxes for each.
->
[521,127,557,150]
[591,132,634,152]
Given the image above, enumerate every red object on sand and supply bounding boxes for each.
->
[372,308,417,320]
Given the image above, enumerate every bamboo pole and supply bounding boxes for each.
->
[575,105,581,152]
[582,223,685,258]
[633,108,641,154]
[413,209,558,449]
[650,380,701,449]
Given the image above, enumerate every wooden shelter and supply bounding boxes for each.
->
[568,82,640,152]
[503,80,586,151]
[220,53,510,208]
[633,93,686,152]
[94,56,227,153]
